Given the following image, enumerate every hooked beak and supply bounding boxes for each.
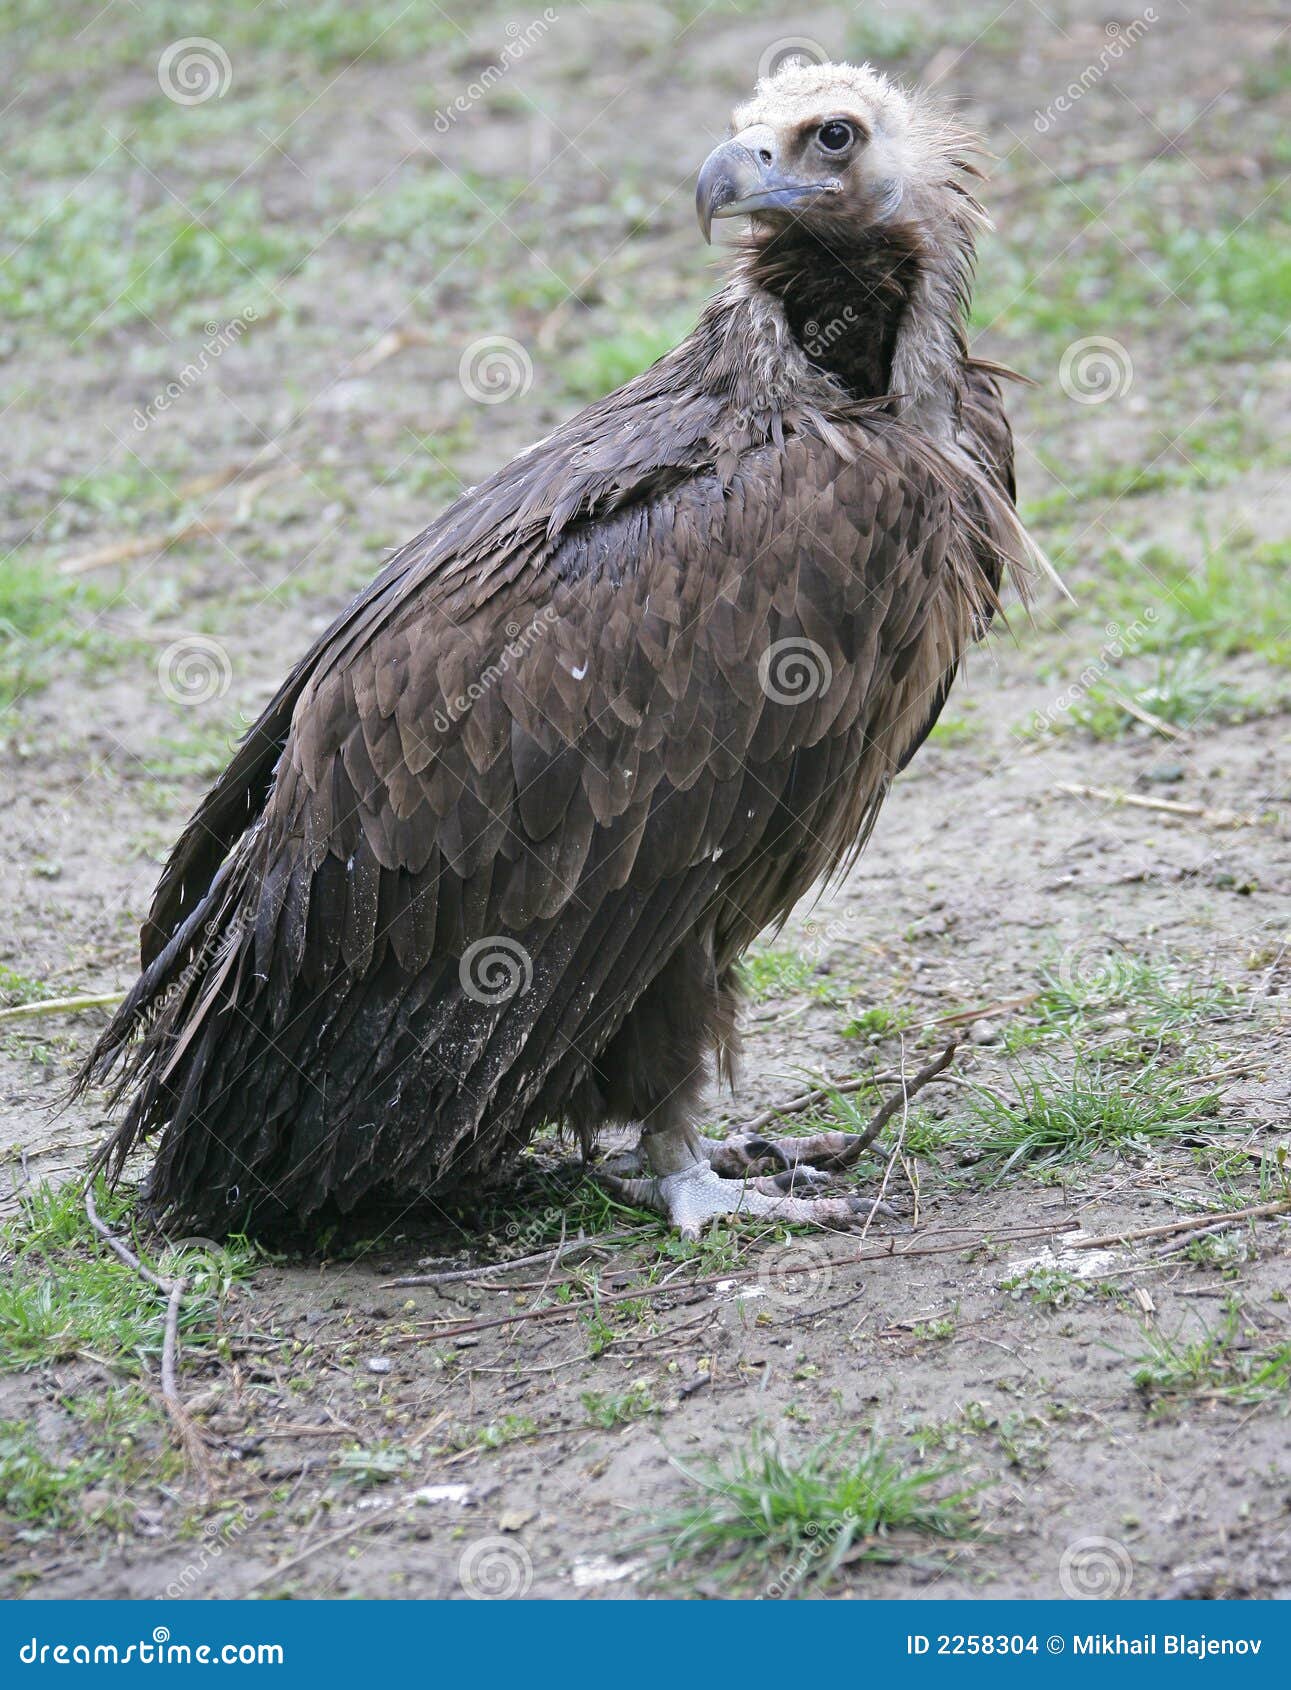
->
[696,131,840,242]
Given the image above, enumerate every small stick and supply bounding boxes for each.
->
[254,1424,357,1440]
[58,518,227,577]
[732,1072,899,1136]
[0,991,124,1024]
[393,1215,1078,1346]
[1067,1198,1291,1252]
[1107,692,1188,741]
[930,993,1039,1027]
[731,1040,958,1140]
[380,1229,639,1288]
[850,1040,959,1158]
[84,1186,170,1291]
[84,1188,212,1494]
[1151,1221,1241,1262]
[160,1280,185,1404]
[1053,783,1258,828]
[244,1510,397,1593]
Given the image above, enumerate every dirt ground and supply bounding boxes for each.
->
[1,0,1288,1601]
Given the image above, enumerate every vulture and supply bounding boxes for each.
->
[83,61,1040,1239]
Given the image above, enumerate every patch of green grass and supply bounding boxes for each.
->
[0,1179,254,1373]
[977,163,1287,364]
[653,1223,748,1275]
[346,171,517,267]
[1,184,297,340]
[0,1422,127,1536]
[841,1003,917,1039]
[845,6,1008,61]
[1019,955,1242,1051]
[1022,413,1279,525]
[1064,652,1245,739]
[1000,1264,1090,1310]
[1244,48,1291,101]
[1120,537,1291,667]
[965,1056,1222,1179]
[925,713,979,747]
[641,1429,974,1594]
[6,0,460,82]
[0,561,122,707]
[955,1402,1051,1475]
[147,718,246,784]
[0,965,57,1009]
[739,945,819,1001]
[1132,1306,1291,1409]
[581,1297,654,1358]
[332,1443,410,1486]
[464,1413,541,1451]
[910,1314,957,1342]
[480,1173,661,1254]
[0,1383,182,1543]
[561,313,696,401]
[582,1382,659,1429]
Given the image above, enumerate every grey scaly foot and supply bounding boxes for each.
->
[596,1117,895,1240]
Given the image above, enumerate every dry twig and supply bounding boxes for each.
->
[0,991,124,1024]
[730,1038,959,1141]
[1068,1198,1290,1252]
[393,1215,1078,1347]
[83,1187,212,1493]
[1054,782,1259,828]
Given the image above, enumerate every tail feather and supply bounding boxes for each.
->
[78,841,256,1178]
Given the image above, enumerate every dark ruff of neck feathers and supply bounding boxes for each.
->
[78,91,1036,1235]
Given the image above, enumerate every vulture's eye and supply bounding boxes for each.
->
[816,120,856,154]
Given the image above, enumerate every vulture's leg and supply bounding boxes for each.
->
[591,940,894,1238]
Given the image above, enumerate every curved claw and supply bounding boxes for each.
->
[753,1165,834,1197]
[744,1136,794,1172]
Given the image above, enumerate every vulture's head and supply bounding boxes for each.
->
[696,59,974,245]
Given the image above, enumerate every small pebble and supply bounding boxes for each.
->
[969,1018,999,1045]
[365,1356,392,1374]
